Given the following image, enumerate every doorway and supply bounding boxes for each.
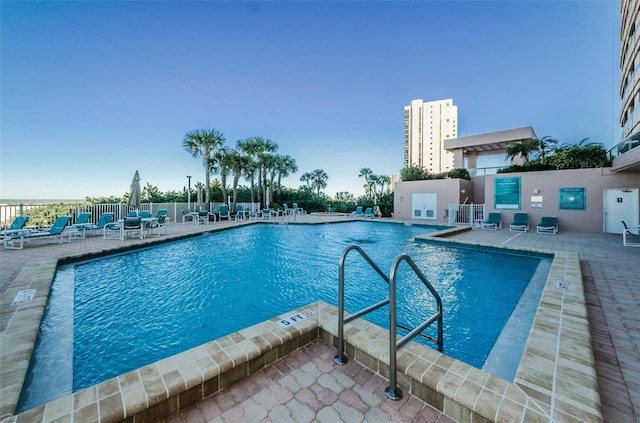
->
[603,188,639,233]
[412,193,437,220]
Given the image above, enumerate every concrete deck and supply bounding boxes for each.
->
[0,215,638,422]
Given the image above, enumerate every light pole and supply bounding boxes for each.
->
[187,175,192,211]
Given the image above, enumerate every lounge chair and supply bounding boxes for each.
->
[350,206,363,218]
[0,215,29,237]
[3,216,71,249]
[537,217,558,234]
[363,207,374,218]
[218,205,230,221]
[509,213,529,232]
[292,203,306,215]
[621,221,640,247]
[68,212,94,239]
[481,212,502,230]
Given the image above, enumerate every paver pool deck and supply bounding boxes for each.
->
[0,214,638,422]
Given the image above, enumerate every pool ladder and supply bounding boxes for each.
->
[333,244,443,401]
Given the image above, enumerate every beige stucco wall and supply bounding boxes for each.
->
[393,178,474,221]
[394,168,640,232]
[484,168,639,233]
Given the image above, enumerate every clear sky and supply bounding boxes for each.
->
[1,1,621,201]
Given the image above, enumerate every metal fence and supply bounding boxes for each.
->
[447,203,485,226]
[0,201,261,229]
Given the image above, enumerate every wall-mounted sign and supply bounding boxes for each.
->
[559,187,586,210]
[494,177,521,209]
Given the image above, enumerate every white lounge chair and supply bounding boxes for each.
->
[622,221,640,247]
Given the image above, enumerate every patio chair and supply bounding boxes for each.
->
[197,210,209,225]
[218,205,230,221]
[537,217,558,234]
[363,207,374,218]
[0,215,29,237]
[233,205,246,221]
[509,213,529,232]
[292,203,306,215]
[3,215,71,249]
[139,210,152,218]
[122,216,143,240]
[350,206,363,218]
[481,212,502,230]
[621,221,640,247]
[282,203,291,215]
[146,214,168,236]
[103,217,122,239]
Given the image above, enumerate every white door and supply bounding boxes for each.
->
[603,188,639,233]
[412,193,437,220]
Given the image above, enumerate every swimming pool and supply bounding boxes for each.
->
[17,221,550,412]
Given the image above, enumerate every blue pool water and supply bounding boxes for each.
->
[18,221,549,412]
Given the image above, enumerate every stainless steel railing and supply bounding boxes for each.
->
[333,245,443,401]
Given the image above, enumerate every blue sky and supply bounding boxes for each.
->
[1,1,621,200]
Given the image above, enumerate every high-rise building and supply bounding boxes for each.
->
[403,99,458,173]
[620,0,640,139]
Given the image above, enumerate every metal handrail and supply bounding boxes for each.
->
[333,245,390,365]
[333,245,444,402]
[385,254,443,401]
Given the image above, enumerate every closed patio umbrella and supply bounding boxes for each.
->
[127,170,141,212]
[196,183,203,211]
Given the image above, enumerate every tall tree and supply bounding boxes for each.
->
[227,150,248,209]
[237,137,278,206]
[358,167,376,199]
[260,153,277,206]
[214,147,231,205]
[377,175,391,194]
[300,172,313,190]
[310,169,328,196]
[275,155,298,197]
[183,128,226,211]
[243,159,259,205]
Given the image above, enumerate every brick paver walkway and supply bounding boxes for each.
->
[168,342,453,423]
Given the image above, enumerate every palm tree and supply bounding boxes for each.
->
[310,169,328,196]
[377,175,391,194]
[237,137,278,207]
[505,138,540,164]
[227,150,248,209]
[183,129,226,211]
[300,172,313,190]
[537,136,558,164]
[260,153,277,206]
[275,155,298,197]
[214,147,232,205]
[358,167,379,199]
[243,159,259,205]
